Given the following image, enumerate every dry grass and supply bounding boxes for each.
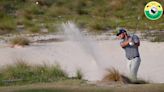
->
[102,68,148,84]
[10,36,30,46]
[103,68,121,82]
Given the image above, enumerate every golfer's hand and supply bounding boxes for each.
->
[128,38,132,42]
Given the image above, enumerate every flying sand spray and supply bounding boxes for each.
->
[59,21,106,81]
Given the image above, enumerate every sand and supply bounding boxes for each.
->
[0,38,164,83]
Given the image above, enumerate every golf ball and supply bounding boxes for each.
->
[129,42,134,46]
[36,2,39,5]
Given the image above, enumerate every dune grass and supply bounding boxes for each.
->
[75,69,83,80]
[103,68,121,82]
[103,68,148,84]
[0,60,148,86]
[0,15,16,34]
[0,63,161,92]
[0,59,68,86]
[10,36,30,46]
[0,0,164,35]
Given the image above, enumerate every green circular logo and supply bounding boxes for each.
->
[144,1,163,20]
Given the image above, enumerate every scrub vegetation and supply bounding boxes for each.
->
[0,0,164,34]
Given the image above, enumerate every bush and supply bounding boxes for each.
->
[10,36,30,46]
[102,68,148,84]
[23,3,44,15]
[0,0,164,34]
[75,69,83,80]
[27,26,40,33]
[22,19,40,33]
[0,59,68,86]
[103,68,121,82]
[46,6,71,17]
[0,16,16,34]
[0,59,31,82]
[32,64,67,82]
[32,0,56,6]
[88,19,112,33]
[45,23,57,33]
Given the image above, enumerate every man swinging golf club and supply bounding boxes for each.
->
[116,28,141,81]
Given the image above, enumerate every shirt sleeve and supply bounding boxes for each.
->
[132,35,140,43]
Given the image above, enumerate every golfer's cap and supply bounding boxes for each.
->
[116,28,126,36]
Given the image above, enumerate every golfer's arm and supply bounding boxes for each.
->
[133,36,140,47]
[120,41,129,48]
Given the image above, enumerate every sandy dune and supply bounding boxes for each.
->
[0,39,164,83]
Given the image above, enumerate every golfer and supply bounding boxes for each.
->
[116,28,141,81]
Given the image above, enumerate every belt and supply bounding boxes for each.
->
[128,56,139,60]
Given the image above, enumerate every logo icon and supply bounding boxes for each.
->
[144,1,163,20]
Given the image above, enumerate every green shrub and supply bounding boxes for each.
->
[87,19,113,32]
[0,16,16,34]
[32,0,56,6]
[27,26,40,33]
[45,23,57,33]
[75,69,83,80]
[0,0,164,34]
[46,6,71,17]
[22,19,40,33]
[23,19,34,27]
[23,3,44,15]
[32,64,67,82]
[0,59,31,80]
[0,59,68,86]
